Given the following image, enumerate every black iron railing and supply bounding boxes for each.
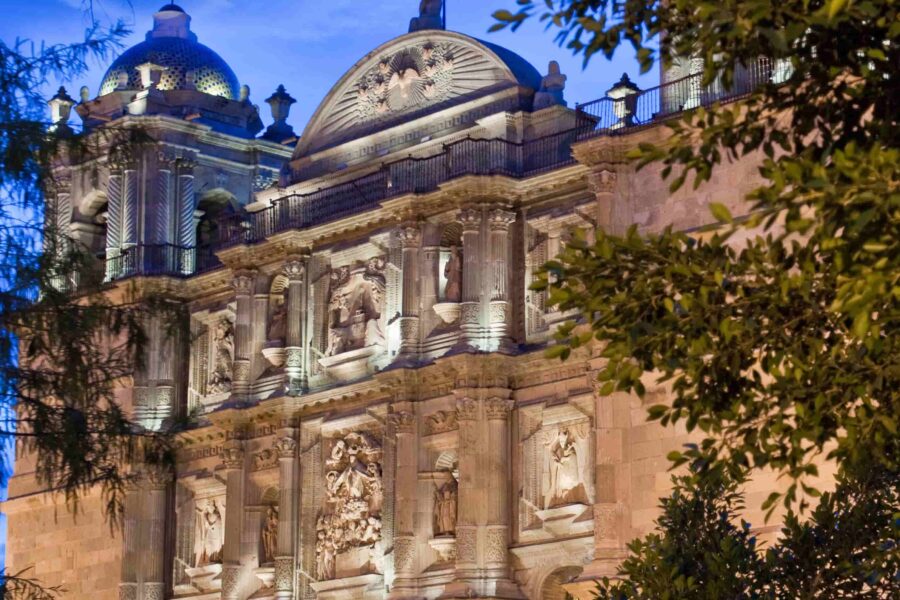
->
[105,58,784,281]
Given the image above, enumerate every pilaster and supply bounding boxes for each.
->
[142,465,171,600]
[388,408,417,595]
[230,271,256,401]
[486,209,516,352]
[458,208,482,348]
[283,256,307,394]
[274,434,298,600]
[220,441,245,600]
[398,224,422,358]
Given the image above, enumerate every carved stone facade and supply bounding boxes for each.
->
[6,2,793,600]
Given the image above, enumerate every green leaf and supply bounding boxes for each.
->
[709,202,733,224]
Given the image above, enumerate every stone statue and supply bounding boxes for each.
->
[324,259,386,356]
[545,429,587,508]
[315,432,384,580]
[267,299,286,343]
[443,245,461,302]
[409,0,443,32]
[262,505,278,563]
[433,475,458,536]
[193,498,224,565]
[208,318,234,393]
[533,60,568,110]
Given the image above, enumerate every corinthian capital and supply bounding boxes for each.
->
[231,270,256,295]
[274,436,297,459]
[484,397,514,420]
[398,224,422,248]
[221,443,245,470]
[487,208,516,231]
[457,207,482,233]
[282,256,306,281]
[388,411,416,434]
[455,397,479,421]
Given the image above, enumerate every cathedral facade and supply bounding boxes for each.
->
[4,3,785,599]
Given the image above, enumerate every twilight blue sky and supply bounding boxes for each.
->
[0,0,656,133]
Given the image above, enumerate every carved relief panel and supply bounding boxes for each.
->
[315,431,384,581]
[188,311,235,411]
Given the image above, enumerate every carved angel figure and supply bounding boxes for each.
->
[443,245,461,301]
[433,475,458,535]
[194,499,224,565]
[208,318,234,393]
[262,505,278,563]
[546,429,587,508]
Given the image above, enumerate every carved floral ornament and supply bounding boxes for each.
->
[274,435,298,458]
[356,43,455,117]
[388,411,416,434]
[282,256,305,281]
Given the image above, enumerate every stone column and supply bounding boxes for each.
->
[122,165,139,249]
[458,208,483,347]
[143,466,171,600]
[487,209,516,352]
[398,225,422,358]
[388,410,417,592]
[220,442,245,600]
[117,477,140,600]
[453,398,480,579]
[176,158,196,273]
[587,168,618,234]
[421,245,440,333]
[274,435,298,600]
[230,271,256,401]
[283,256,307,394]
[484,397,513,579]
[105,170,123,281]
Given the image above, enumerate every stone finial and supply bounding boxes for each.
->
[48,87,75,133]
[534,60,568,110]
[262,84,298,145]
[79,85,90,103]
[409,0,444,32]
[239,84,251,103]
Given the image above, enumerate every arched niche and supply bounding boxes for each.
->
[196,188,240,249]
[539,565,584,600]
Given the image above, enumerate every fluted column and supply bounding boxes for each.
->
[230,271,255,400]
[274,435,297,600]
[220,442,245,600]
[484,398,513,577]
[458,208,483,347]
[117,476,140,600]
[282,256,307,394]
[453,398,480,578]
[487,209,516,352]
[389,410,417,591]
[143,466,171,600]
[398,225,422,358]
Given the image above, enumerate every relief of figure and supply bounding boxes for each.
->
[267,299,286,343]
[208,318,234,393]
[546,429,588,508]
[193,498,225,565]
[324,259,386,357]
[433,475,458,536]
[315,432,384,580]
[261,505,278,563]
[443,245,461,302]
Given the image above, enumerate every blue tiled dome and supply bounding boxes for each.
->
[98,4,240,99]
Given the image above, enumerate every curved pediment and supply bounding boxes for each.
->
[293,30,541,161]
